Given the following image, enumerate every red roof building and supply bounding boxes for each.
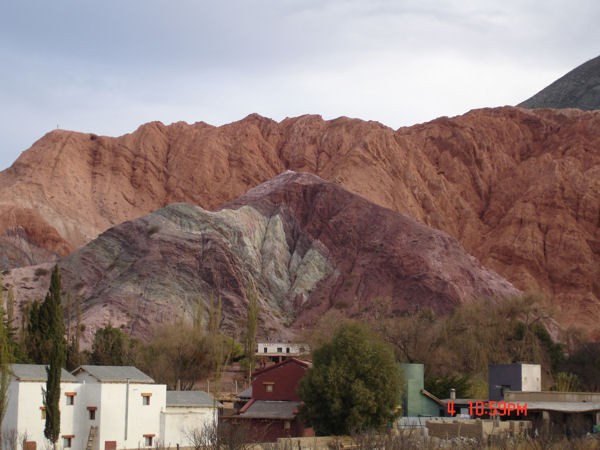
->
[226,358,314,443]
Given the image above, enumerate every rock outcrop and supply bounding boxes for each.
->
[1,107,599,333]
[519,55,600,110]
[8,172,518,344]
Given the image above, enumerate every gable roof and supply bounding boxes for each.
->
[167,390,221,408]
[252,358,311,378]
[72,365,154,383]
[238,386,252,399]
[10,364,77,382]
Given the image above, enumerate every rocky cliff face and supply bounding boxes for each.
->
[1,107,599,333]
[8,172,518,344]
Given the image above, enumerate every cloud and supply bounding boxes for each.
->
[1,0,599,170]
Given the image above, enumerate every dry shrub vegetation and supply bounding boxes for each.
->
[301,293,595,397]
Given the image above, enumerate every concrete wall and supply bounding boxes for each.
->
[521,364,541,392]
[489,364,541,401]
[256,343,309,356]
[94,382,165,449]
[426,419,531,441]
[400,363,441,417]
[160,406,217,448]
[489,364,522,401]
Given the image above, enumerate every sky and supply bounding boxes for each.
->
[1,0,599,170]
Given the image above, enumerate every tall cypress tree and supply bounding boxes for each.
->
[243,279,260,381]
[42,266,66,449]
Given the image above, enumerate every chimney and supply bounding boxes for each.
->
[450,388,456,400]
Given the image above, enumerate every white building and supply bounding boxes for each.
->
[4,364,81,450]
[2,364,219,450]
[489,363,542,401]
[161,391,221,448]
[256,342,309,359]
[71,365,166,450]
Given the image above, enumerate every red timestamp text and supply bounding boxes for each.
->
[447,401,528,417]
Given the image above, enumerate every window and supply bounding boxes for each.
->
[264,347,268,353]
[62,436,74,448]
[286,347,290,353]
[87,407,97,420]
[264,381,274,393]
[65,392,76,405]
[40,406,46,420]
[143,435,154,447]
[142,393,152,405]
[277,347,282,353]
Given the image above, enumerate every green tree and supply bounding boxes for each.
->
[24,299,52,363]
[298,322,403,435]
[66,295,86,371]
[561,342,600,391]
[91,325,136,366]
[0,276,14,450]
[42,266,66,449]
[425,374,472,399]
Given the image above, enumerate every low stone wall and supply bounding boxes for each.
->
[426,418,531,441]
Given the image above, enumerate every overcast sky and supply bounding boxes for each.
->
[1,1,599,170]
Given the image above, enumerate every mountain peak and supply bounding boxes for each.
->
[519,55,600,110]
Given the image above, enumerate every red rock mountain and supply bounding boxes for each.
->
[10,172,518,344]
[1,107,599,333]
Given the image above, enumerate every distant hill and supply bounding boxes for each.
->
[1,108,600,335]
[519,56,600,110]
[7,172,519,344]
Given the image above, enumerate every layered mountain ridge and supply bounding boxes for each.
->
[1,107,599,334]
[7,172,518,343]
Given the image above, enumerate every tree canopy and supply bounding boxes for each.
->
[42,266,66,448]
[298,322,402,436]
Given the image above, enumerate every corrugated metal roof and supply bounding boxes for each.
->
[523,401,600,413]
[167,391,221,407]
[238,386,252,399]
[10,364,77,382]
[72,365,154,383]
[239,400,300,419]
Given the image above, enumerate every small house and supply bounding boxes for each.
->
[160,391,221,448]
[227,358,313,442]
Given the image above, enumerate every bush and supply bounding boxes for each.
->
[298,322,403,435]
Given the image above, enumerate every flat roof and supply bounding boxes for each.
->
[524,402,600,413]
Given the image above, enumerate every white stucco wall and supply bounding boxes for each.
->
[75,381,166,450]
[521,364,542,392]
[160,406,217,448]
[1,380,83,450]
[256,342,309,355]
